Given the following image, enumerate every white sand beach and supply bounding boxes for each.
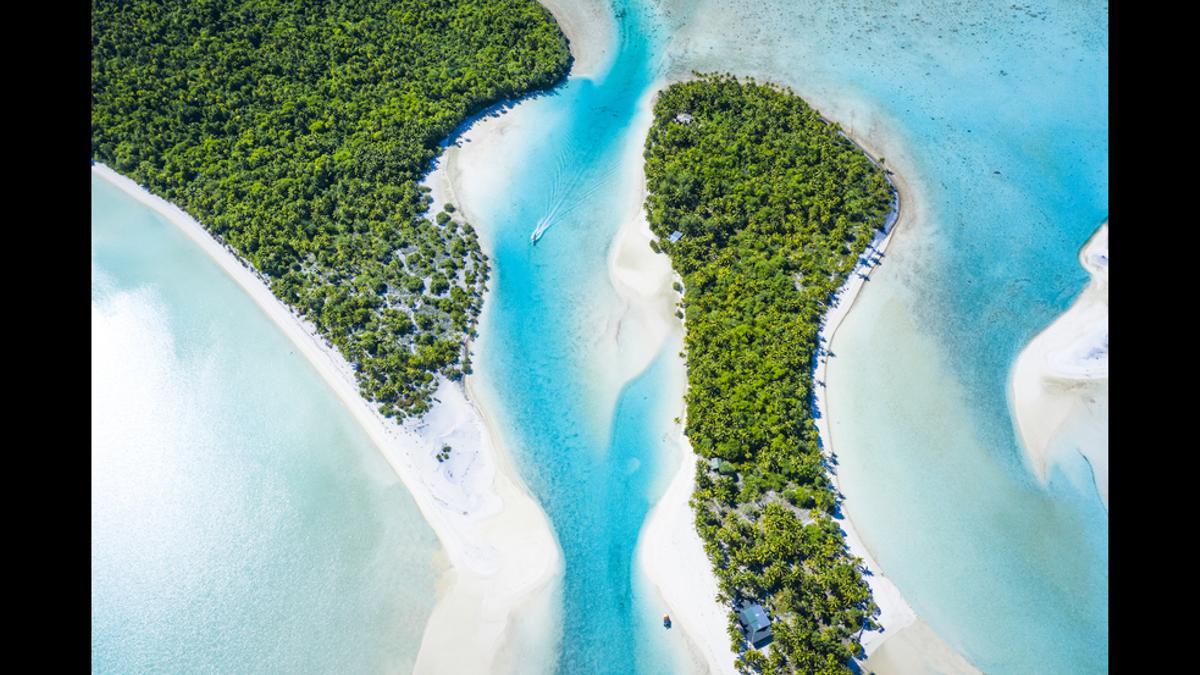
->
[616,199,737,674]
[627,78,978,674]
[809,126,913,651]
[93,164,562,675]
[616,83,741,675]
[807,125,980,674]
[863,618,981,675]
[433,56,735,669]
[543,0,617,79]
[1009,222,1109,507]
[638,425,741,675]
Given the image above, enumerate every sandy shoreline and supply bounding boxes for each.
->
[615,81,741,675]
[627,75,974,674]
[1009,222,1109,508]
[811,128,915,654]
[93,164,562,674]
[542,0,617,79]
[810,123,980,674]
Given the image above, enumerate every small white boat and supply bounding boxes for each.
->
[530,217,550,244]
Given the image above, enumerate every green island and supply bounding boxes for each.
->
[643,75,895,673]
[92,0,571,418]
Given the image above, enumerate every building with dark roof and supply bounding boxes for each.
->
[737,601,773,648]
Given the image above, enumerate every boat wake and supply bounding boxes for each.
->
[529,146,618,244]
[530,217,551,244]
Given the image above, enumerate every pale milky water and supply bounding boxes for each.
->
[91,175,440,673]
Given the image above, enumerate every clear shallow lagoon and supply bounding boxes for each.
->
[91,175,440,673]
[452,1,699,671]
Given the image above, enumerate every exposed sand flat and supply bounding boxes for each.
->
[436,55,734,668]
[541,0,617,78]
[605,121,681,388]
[1010,222,1109,507]
[92,164,562,675]
[618,82,741,675]
[638,429,740,675]
[863,619,980,675]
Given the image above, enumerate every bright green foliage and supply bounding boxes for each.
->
[644,75,895,673]
[92,0,571,418]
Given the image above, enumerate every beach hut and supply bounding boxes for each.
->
[736,601,773,648]
[674,112,693,124]
[668,230,683,243]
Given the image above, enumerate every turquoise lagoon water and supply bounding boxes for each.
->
[452,1,701,672]
[91,175,440,673]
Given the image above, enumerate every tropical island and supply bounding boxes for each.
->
[91,0,572,419]
[643,74,896,673]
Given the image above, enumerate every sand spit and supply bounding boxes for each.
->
[619,81,741,675]
[543,0,618,79]
[1010,222,1109,507]
[92,164,562,675]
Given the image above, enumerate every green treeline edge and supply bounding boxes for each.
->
[643,74,896,674]
[92,0,572,419]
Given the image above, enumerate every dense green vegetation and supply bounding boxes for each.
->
[92,0,571,418]
[643,75,896,673]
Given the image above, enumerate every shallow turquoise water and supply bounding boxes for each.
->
[91,175,440,673]
[455,1,697,671]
